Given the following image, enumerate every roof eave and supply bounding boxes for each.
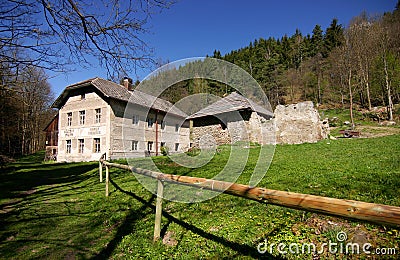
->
[51,79,110,109]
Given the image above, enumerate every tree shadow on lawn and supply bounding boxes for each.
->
[94,178,281,260]
[0,163,97,201]
[0,162,102,258]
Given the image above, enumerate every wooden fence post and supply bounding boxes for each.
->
[153,180,164,242]
[105,165,109,197]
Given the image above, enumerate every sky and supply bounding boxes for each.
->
[48,0,398,96]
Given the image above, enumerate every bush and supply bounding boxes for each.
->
[160,146,169,156]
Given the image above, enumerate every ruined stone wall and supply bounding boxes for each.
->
[247,112,276,145]
[274,101,329,144]
[192,101,329,147]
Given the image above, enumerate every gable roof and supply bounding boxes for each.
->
[52,77,187,117]
[188,92,273,119]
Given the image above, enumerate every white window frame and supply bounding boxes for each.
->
[78,139,84,153]
[67,112,72,126]
[66,140,71,153]
[147,141,153,151]
[94,138,100,153]
[147,117,154,128]
[95,108,101,124]
[79,110,85,125]
[132,114,139,125]
[132,140,138,151]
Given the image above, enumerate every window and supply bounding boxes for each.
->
[94,138,100,153]
[175,124,179,132]
[78,139,84,153]
[67,112,72,126]
[66,140,71,153]
[79,110,85,125]
[132,140,138,151]
[147,141,153,151]
[95,108,101,124]
[132,114,139,125]
[175,143,179,152]
[81,93,85,100]
[161,121,166,130]
[160,142,165,147]
[147,117,154,128]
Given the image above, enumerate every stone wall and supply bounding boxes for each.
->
[191,124,230,149]
[274,101,329,144]
[192,101,329,147]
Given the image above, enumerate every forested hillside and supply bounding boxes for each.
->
[214,6,400,114]
[159,3,399,123]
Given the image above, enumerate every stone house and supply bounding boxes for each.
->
[188,92,275,147]
[188,92,329,146]
[50,77,189,162]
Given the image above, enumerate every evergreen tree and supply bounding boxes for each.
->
[311,25,324,56]
[324,18,344,57]
[213,50,222,59]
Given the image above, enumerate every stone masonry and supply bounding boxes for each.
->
[191,101,329,146]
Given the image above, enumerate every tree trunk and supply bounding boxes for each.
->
[383,55,394,121]
[317,72,321,106]
[348,70,355,129]
[359,59,372,110]
[365,78,372,111]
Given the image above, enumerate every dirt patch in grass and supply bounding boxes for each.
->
[356,125,400,138]
[331,125,400,138]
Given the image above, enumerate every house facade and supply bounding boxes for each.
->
[51,77,190,162]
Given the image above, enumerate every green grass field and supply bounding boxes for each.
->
[1,135,399,259]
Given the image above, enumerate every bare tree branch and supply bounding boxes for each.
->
[1,0,173,78]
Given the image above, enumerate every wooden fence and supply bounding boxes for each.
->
[98,155,400,241]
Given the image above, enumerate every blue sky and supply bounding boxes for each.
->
[49,0,397,96]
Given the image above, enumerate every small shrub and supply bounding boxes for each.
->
[160,146,169,156]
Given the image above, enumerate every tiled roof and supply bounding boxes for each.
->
[52,77,187,117]
[188,92,273,119]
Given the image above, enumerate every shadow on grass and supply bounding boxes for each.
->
[95,178,281,259]
[94,179,156,259]
[0,161,102,259]
[0,163,97,201]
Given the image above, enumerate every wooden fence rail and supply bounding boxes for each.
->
[99,157,400,240]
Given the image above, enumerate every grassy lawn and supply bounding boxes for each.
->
[1,135,399,259]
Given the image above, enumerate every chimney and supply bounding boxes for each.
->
[123,77,129,90]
